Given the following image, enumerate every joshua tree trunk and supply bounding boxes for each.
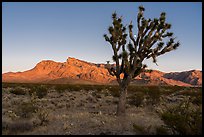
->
[117,86,128,116]
[117,78,130,116]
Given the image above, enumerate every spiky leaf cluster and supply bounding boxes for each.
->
[104,6,180,85]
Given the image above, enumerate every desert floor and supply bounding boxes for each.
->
[2,83,202,135]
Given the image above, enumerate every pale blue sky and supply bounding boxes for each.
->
[2,2,202,73]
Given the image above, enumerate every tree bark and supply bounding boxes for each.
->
[117,86,128,116]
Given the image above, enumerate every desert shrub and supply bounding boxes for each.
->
[66,84,103,92]
[159,86,176,95]
[145,86,161,105]
[81,85,94,91]
[2,120,9,130]
[69,84,82,91]
[128,92,145,107]
[2,83,19,88]
[86,96,97,103]
[178,89,202,97]
[161,99,202,135]
[192,96,202,105]
[133,124,151,134]
[17,102,38,118]
[8,120,33,134]
[158,86,185,95]
[29,85,48,99]
[127,85,144,93]
[2,83,9,88]
[91,91,102,98]
[36,86,48,98]
[37,109,49,126]
[55,85,67,93]
[3,82,45,89]
[161,112,189,135]
[93,85,106,92]
[10,87,27,95]
[108,86,120,97]
[55,84,82,92]
[156,126,169,135]
[172,85,183,90]
[104,91,110,96]
[133,123,145,133]
[1,88,10,93]
[127,86,162,106]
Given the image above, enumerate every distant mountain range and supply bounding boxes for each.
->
[2,57,202,86]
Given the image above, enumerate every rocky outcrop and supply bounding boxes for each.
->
[131,70,192,86]
[163,70,202,86]
[2,57,114,84]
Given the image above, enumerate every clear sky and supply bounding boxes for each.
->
[2,2,202,73]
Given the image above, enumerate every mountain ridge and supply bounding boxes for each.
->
[2,57,202,86]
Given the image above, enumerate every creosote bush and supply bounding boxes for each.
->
[145,86,161,105]
[37,109,49,126]
[161,98,202,135]
[156,126,169,135]
[128,92,145,107]
[17,102,38,118]
[133,123,152,134]
[29,85,48,99]
[10,87,27,95]
[191,96,202,105]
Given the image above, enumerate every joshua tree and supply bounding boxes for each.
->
[104,6,180,116]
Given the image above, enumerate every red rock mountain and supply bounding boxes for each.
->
[163,70,202,86]
[2,57,202,86]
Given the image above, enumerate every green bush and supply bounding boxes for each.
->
[29,85,48,99]
[128,92,144,107]
[54,85,67,93]
[192,96,202,105]
[145,86,161,105]
[37,109,49,126]
[156,126,169,135]
[93,85,106,92]
[10,87,27,95]
[17,102,38,118]
[161,99,202,135]
[133,124,151,134]
[2,83,19,89]
[178,89,202,97]
[133,123,145,133]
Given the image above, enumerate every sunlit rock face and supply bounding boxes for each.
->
[2,57,202,86]
[2,57,114,84]
[163,70,202,86]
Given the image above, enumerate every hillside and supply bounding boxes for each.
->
[2,57,202,86]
